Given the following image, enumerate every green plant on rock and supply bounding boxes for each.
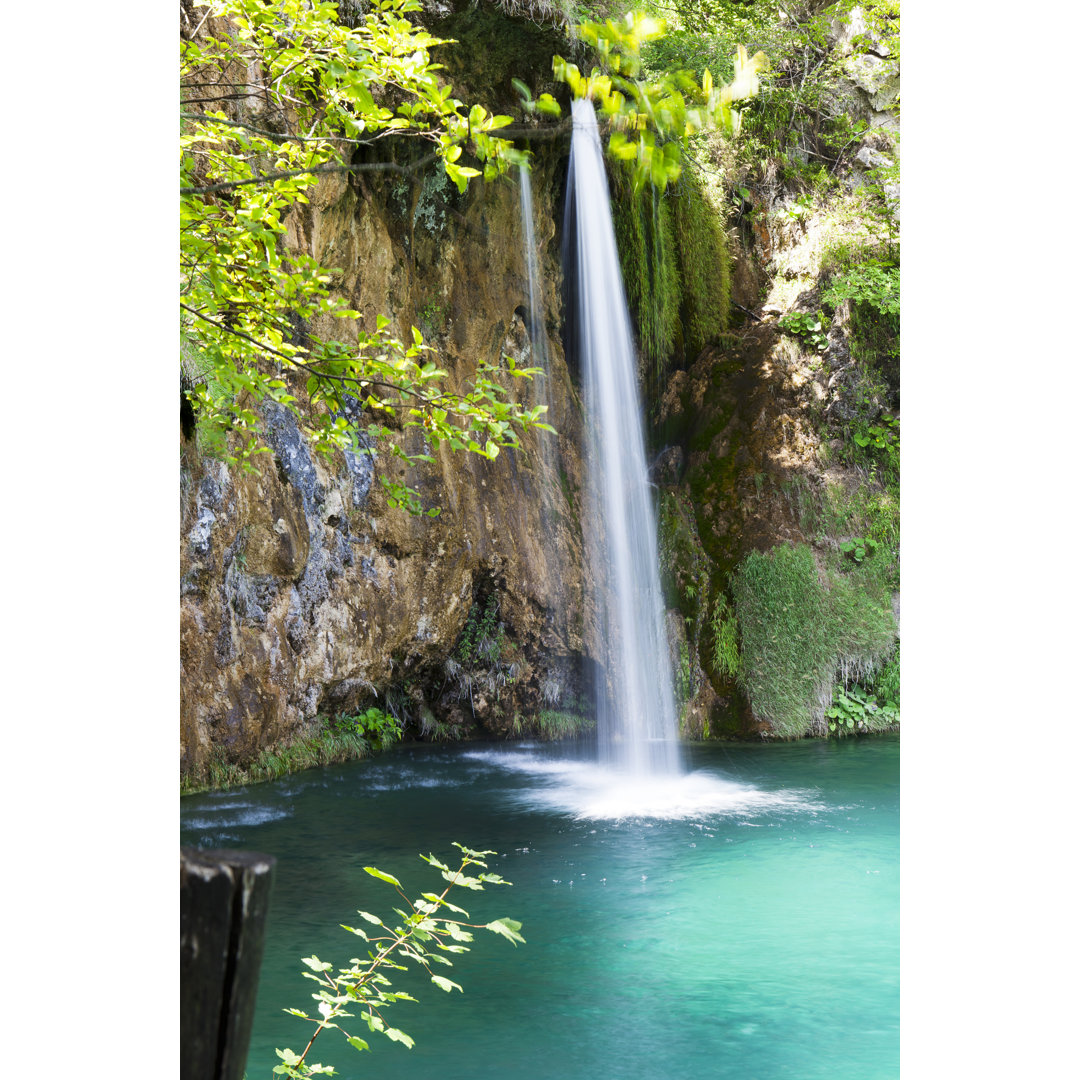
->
[826,683,899,736]
[821,260,899,318]
[182,714,383,794]
[777,310,829,352]
[786,192,815,220]
[853,413,898,450]
[445,594,523,719]
[455,594,504,664]
[731,543,895,737]
[850,413,899,483]
[419,707,464,743]
[275,844,524,1078]
[839,536,878,564]
[872,647,900,704]
[332,707,403,752]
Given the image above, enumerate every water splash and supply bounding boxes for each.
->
[463,748,821,821]
[565,98,681,776]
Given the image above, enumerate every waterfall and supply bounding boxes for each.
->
[565,98,682,777]
[519,165,549,374]
[518,165,557,489]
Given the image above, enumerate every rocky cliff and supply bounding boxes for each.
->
[180,2,900,780]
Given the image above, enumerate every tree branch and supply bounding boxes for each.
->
[180,154,440,195]
[180,117,574,195]
[182,111,380,146]
[180,303,480,416]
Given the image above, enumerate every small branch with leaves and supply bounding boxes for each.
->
[273,844,524,1078]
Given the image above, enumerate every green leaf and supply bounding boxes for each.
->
[536,93,561,118]
[431,974,463,993]
[364,867,403,888]
[484,917,525,945]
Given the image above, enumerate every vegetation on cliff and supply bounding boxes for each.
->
[181,0,553,513]
[626,0,900,738]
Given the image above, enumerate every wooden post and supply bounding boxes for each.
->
[180,848,276,1080]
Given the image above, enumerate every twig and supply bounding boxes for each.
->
[181,111,381,146]
[180,156,438,194]
[734,302,763,323]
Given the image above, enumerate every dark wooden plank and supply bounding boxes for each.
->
[181,848,276,1080]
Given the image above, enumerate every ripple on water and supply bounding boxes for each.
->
[461,748,822,821]
[181,804,292,831]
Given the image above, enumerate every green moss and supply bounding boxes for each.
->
[612,180,682,383]
[657,490,710,622]
[611,170,732,397]
[671,169,731,359]
[731,543,895,738]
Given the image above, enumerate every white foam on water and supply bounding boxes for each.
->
[463,748,819,821]
[181,805,292,830]
[361,775,463,792]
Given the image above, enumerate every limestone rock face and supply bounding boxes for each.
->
[180,135,592,779]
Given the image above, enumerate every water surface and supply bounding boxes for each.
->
[181,737,899,1079]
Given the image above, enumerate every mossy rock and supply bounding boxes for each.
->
[429,2,571,112]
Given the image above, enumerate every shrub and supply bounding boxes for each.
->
[826,683,899,736]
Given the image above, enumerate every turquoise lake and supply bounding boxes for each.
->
[180,735,899,1079]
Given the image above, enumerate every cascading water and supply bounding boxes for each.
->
[518,165,557,491]
[519,165,550,375]
[565,98,682,777]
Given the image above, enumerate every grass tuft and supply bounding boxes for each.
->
[536,710,595,740]
[181,712,401,794]
[731,543,895,738]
